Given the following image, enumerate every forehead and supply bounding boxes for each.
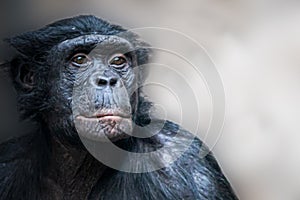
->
[56,34,134,53]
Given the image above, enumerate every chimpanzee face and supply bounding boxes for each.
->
[46,34,139,142]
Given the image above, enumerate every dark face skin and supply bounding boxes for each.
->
[45,34,139,142]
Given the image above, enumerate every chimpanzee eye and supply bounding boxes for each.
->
[71,53,90,67]
[109,54,128,68]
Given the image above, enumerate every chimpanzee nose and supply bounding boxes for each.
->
[93,76,119,88]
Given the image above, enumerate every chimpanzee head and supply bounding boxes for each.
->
[5,15,152,145]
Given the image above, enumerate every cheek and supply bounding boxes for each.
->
[72,88,92,115]
[47,71,75,112]
[121,69,138,95]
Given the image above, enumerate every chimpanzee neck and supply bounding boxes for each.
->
[43,136,107,199]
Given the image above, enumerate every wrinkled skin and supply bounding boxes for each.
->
[48,35,137,142]
[0,15,238,200]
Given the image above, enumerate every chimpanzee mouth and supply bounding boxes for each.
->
[76,113,131,121]
[74,112,133,142]
[76,115,130,122]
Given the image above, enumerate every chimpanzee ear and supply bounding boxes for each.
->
[4,34,36,90]
[18,64,34,89]
[10,58,35,90]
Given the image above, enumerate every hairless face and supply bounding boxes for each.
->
[45,34,141,142]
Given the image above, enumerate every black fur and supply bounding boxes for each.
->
[0,15,238,200]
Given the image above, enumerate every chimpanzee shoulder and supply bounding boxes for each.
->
[88,120,238,200]
[0,132,45,200]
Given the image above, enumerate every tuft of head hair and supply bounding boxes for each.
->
[5,15,126,57]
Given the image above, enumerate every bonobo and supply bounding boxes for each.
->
[0,15,238,200]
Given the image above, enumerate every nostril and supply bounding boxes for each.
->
[109,78,118,86]
[97,78,108,86]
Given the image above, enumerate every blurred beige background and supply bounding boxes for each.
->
[1,0,300,199]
